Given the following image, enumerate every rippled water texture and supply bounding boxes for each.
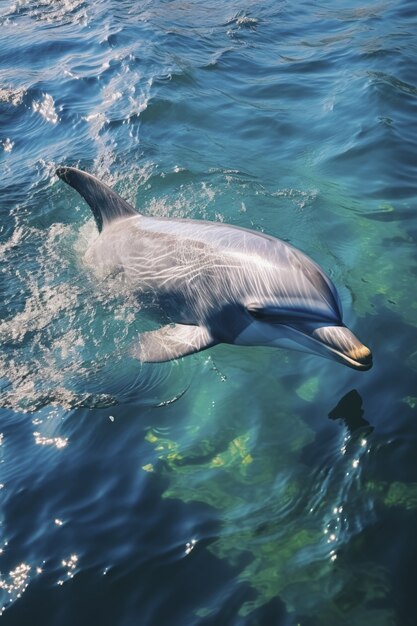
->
[1,1,417,624]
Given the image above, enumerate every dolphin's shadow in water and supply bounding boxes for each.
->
[328,389,373,435]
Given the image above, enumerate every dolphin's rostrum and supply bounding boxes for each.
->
[56,167,372,370]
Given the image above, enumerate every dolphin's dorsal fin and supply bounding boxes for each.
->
[56,166,138,232]
[132,324,216,362]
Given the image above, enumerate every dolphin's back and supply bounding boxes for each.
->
[91,213,341,324]
[137,215,339,310]
[56,165,340,322]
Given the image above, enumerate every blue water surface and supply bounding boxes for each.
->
[1,1,417,624]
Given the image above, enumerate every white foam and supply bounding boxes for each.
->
[2,138,14,152]
[32,93,59,124]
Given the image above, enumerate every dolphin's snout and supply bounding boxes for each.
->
[311,325,372,371]
[346,343,372,368]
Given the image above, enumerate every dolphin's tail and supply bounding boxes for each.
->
[56,166,138,232]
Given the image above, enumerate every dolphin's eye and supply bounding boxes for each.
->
[247,306,269,321]
[247,305,336,324]
[247,305,287,322]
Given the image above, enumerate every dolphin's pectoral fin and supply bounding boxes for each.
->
[132,324,216,363]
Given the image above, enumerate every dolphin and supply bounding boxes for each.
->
[56,166,372,370]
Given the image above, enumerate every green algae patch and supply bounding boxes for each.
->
[352,218,415,324]
[295,376,320,402]
[308,178,417,329]
[406,351,417,373]
[384,482,417,509]
[141,358,400,623]
[365,480,417,510]
[403,396,417,409]
[209,433,254,469]
[143,402,395,622]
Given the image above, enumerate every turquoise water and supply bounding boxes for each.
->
[1,0,417,624]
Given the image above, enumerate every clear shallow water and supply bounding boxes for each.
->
[1,0,417,624]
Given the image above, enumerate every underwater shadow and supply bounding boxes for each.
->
[328,389,373,435]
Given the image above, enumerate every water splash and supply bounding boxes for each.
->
[0,210,188,411]
[32,93,59,124]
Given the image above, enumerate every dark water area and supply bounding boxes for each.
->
[1,1,417,624]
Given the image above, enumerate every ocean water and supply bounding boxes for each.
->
[1,0,417,624]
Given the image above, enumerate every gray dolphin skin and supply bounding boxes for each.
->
[56,166,372,370]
